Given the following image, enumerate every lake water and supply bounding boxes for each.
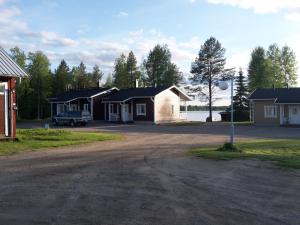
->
[180,111,222,122]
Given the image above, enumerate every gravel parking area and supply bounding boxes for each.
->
[0,122,299,225]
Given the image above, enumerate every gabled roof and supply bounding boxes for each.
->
[103,86,191,102]
[49,87,117,103]
[0,46,28,77]
[248,88,300,103]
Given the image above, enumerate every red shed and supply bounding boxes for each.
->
[0,47,28,139]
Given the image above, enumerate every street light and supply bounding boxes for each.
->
[218,78,234,147]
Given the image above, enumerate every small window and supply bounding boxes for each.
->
[57,104,65,114]
[172,105,174,114]
[83,104,89,112]
[0,84,6,95]
[292,107,298,115]
[264,105,277,118]
[136,104,146,116]
[69,104,78,111]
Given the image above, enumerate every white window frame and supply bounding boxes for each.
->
[83,103,89,112]
[136,104,146,116]
[264,105,277,118]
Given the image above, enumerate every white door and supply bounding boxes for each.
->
[289,105,300,124]
[0,82,9,136]
[122,104,129,122]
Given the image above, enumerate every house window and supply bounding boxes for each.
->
[0,83,6,95]
[172,105,174,115]
[264,105,277,118]
[83,104,89,112]
[292,107,298,115]
[136,104,146,116]
[69,104,77,111]
[57,104,65,114]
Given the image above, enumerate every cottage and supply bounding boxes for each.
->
[49,87,118,120]
[0,47,28,139]
[248,88,300,126]
[102,86,191,123]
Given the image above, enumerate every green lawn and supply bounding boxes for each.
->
[0,129,121,155]
[191,139,300,169]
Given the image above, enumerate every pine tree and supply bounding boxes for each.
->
[233,69,249,121]
[52,60,70,94]
[190,37,233,122]
[126,51,138,88]
[143,44,182,87]
[72,62,88,89]
[89,65,104,88]
[113,54,130,88]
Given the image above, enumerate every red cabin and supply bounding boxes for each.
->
[0,47,28,139]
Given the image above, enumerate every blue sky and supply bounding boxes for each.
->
[1,0,300,104]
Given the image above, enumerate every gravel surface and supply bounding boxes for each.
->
[0,123,299,225]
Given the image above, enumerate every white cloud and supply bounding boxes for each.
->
[207,0,300,22]
[190,0,196,3]
[118,11,128,17]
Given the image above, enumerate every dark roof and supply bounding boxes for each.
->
[0,46,28,77]
[248,88,300,103]
[103,86,169,102]
[49,87,113,102]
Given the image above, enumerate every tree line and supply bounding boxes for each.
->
[188,37,297,121]
[9,44,183,119]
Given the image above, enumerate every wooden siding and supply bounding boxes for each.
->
[253,100,280,125]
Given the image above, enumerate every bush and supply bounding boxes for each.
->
[217,142,241,152]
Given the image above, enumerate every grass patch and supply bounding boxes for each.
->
[0,129,121,155]
[191,139,300,169]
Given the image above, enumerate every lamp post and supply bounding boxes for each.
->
[219,77,234,146]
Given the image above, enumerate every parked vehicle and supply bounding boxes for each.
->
[52,111,92,126]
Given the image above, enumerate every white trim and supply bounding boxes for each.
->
[90,87,119,98]
[136,103,146,116]
[1,82,9,136]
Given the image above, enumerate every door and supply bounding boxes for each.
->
[0,82,9,136]
[289,105,300,124]
[122,104,130,122]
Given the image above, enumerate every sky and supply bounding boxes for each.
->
[1,0,300,105]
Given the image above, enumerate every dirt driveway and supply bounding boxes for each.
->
[1,123,299,225]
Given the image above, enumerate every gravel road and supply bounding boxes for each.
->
[0,123,299,225]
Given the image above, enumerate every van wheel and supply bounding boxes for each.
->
[69,120,75,127]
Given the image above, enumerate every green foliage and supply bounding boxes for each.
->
[0,129,120,155]
[113,53,130,88]
[127,51,138,88]
[248,44,298,91]
[248,47,273,91]
[190,37,233,122]
[52,60,70,95]
[191,139,300,169]
[27,51,52,119]
[217,142,241,152]
[9,47,26,69]
[72,62,88,89]
[143,44,182,87]
[89,65,104,88]
[233,69,248,110]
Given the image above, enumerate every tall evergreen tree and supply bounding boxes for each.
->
[233,69,249,115]
[113,54,130,88]
[126,51,138,88]
[248,47,273,91]
[52,60,70,95]
[27,51,52,119]
[143,44,182,87]
[88,65,103,88]
[72,62,88,89]
[190,37,233,122]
